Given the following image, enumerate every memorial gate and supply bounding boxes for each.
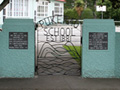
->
[0,19,120,78]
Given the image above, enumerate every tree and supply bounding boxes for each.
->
[83,0,97,18]
[64,0,120,20]
[74,0,85,16]
[96,0,120,21]
[64,0,74,9]
[109,0,120,9]
[64,8,79,19]
[83,0,96,9]
[0,0,9,11]
[81,8,94,19]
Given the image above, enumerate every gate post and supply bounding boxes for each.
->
[82,19,115,78]
[0,19,35,78]
[35,28,38,73]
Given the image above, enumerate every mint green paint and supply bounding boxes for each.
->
[0,19,35,78]
[82,19,115,78]
[115,32,120,78]
[0,24,2,28]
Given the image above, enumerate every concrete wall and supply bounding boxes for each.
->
[0,19,35,78]
[115,32,120,78]
[29,0,36,19]
[82,19,115,78]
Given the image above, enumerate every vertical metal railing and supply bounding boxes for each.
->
[35,30,38,73]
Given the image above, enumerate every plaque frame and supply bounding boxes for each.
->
[89,32,108,50]
[9,32,28,49]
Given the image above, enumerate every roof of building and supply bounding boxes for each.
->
[56,0,66,2]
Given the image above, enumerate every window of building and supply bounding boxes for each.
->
[3,8,6,22]
[7,0,29,18]
[37,1,48,19]
[34,10,36,22]
[54,3,63,15]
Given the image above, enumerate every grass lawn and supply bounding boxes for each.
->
[63,45,82,65]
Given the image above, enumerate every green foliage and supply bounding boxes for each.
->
[109,0,120,9]
[64,8,80,19]
[83,0,97,18]
[64,0,85,20]
[64,46,81,65]
[81,8,94,19]
[112,9,120,21]
[96,0,112,19]
[74,0,85,16]
[64,0,74,9]
[75,0,84,8]
[96,0,120,21]
[83,0,96,10]
[64,0,120,20]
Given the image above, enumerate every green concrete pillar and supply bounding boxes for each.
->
[0,19,35,78]
[82,19,115,78]
[115,32,120,78]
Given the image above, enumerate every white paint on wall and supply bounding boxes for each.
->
[0,0,4,25]
[116,26,120,32]
[0,10,3,25]
[28,0,35,19]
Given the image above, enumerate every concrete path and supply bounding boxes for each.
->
[0,76,120,90]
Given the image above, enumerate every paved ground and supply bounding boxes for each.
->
[0,75,120,90]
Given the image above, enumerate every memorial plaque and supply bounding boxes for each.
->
[89,32,108,50]
[9,32,28,49]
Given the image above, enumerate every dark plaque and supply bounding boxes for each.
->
[89,32,108,50]
[9,32,28,49]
